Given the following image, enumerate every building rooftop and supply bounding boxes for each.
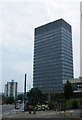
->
[63,77,82,84]
[35,18,71,36]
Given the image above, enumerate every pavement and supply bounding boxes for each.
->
[1,104,82,119]
[2,104,15,113]
[2,109,81,119]
[0,104,23,119]
[0,105,2,120]
[1,104,23,117]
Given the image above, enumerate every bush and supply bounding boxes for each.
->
[71,100,78,109]
[41,105,49,110]
[6,97,14,104]
[51,93,64,101]
[80,99,82,106]
[48,102,55,109]
[35,104,49,111]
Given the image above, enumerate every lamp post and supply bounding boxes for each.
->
[23,73,27,111]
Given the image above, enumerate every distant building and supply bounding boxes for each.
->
[63,77,82,92]
[33,19,73,92]
[4,80,18,100]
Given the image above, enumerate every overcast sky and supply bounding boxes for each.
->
[0,0,81,93]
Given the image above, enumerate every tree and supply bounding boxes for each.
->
[64,80,73,99]
[17,94,24,102]
[2,94,6,104]
[27,88,43,106]
[51,93,64,101]
[6,96,14,104]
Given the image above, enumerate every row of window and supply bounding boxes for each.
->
[61,33,72,41]
[34,40,62,50]
[35,31,72,42]
[34,47,72,58]
[62,41,72,49]
[35,29,71,45]
[33,77,62,81]
[33,82,63,86]
[34,37,72,50]
[34,74,73,78]
[34,74,62,78]
[35,27,71,39]
[34,63,73,70]
[34,48,72,56]
[34,64,73,71]
[33,86,63,92]
[33,72,73,78]
[34,50,73,60]
[33,84,63,89]
[34,44,72,54]
[35,36,62,44]
[34,45,72,55]
[34,56,73,64]
[61,28,72,36]
[33,68,73,74]
[34,60,73,67]
[35,28,62,38]
[34,48,72,58]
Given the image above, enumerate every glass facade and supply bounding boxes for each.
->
[33,19,73,92]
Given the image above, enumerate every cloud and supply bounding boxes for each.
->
[0,1,80,92]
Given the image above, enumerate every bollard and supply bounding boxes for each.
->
[80,117,82,120]
[80,114,82,120]
[64,111,66,117]
[33,109,36,114]
[70,113,72,119]
[56,109,57,112]
[29,110,31,114]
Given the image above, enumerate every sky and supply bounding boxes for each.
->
[0,0,81,93]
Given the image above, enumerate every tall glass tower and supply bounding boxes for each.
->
[33,19,73,92]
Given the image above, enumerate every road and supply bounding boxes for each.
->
[2,104,15,113]
[0,104,81,119]
[2,109,81,119]
[0,105,2,119]
[0,103,24,119]
[0,104,16,119]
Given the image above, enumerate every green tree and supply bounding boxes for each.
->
[64,80,73,99]
[27,88,43,106]
[17,94,24,102]
[51,93,64,101]
[2,94,6,104]
[6,96,14,104]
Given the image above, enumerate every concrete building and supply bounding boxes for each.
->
[33,19,73,92]
[4,80,18,100]
[63,77,82,92]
